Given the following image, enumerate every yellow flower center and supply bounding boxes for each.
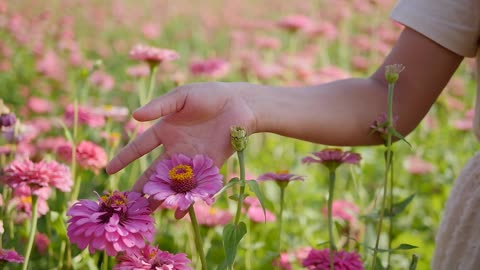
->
[169,165,194,182]
[276,170,289,174]
[101,192,128,207]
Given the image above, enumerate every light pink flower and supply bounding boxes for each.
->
[187,201,232,227]
[57,140,107,173]
[258,171,305,182]
[114,245,192,270]
[67,191,155,256]
[322,200,359,225]
[302,148,361,170]
[302,249,364,270]
[0,249,24,263]
[89,71,115,91]
[64,104,106,128]
[141,23,160,40]
[273,252,292,270]
[189,58,230,78]
[404,155,434,175]
[129,44,179,65]
[27,97,52,114]
[243,197,276,223]
[126,64,150,78]
[254,36,281,50]
[94,105,129,122]
[144,154,223,211]
[3,159,72,192]
[276,15,313,33]
[36,136,69,152]
[36,50,64,81]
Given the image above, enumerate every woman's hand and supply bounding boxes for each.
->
[106,82,257,212]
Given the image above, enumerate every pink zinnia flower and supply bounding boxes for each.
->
[321,200,359,225]
[189,58,230,78]
[89,71,115,91]
[243,197,276,223]
[129,44,179,66]
[64,104,106,128]
[36,136,69,152]
[302,249,364,270]
[370,112,399,139]
[27,97,52,114]
[114,245,192,270]
[0,248,24,263]
[3,159,72,192]
[35,232,50,254]
[404,155,434,175]
[276,15,313,33]
[302,148,361,170]
[144,154,223,211]
[126,64,150,78]
[67,191,155,256]
[258,170,305,187]
[273,252,292,270]
[187,201,233,227]
[57,140,107,174]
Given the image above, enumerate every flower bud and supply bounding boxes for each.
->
[0,113,16,128]
[230,126,248,152]
[385,64,405,84]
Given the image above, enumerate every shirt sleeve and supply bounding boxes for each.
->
[390,0,480,57]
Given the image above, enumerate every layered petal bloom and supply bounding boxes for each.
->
[57,140,107,173]
[114,245,192,270]
[302,148,361,170]
[129,44,179,65]
[302,249,364,270]
[258,171,305,184]
[144,154,223,211]
[0,248,24,263]
[67,191,155,256]
[3,159,72,192]
[187,201,232,227]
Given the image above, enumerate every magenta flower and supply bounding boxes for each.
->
[302,148,361,170]
[144,154,223,211]
[258,171,305,184]
[35,232,50,254]
[0,249,24,264]
[302,249,364,270]
[3,159,72,193]
[57,140,107,174]
[67,191,155,256]
[114,245,192,270]
[129,44,179,66]
[370,112,399,138]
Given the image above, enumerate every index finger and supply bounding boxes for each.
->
[106,124,163,174]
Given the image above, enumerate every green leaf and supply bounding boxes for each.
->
[214,178,240,198]
[390,193,416,217]
[388,126,411,147]
[374,256,385,270]
[368,243,418,253]
[409,254,419,270]
[58,120,74,143]
[247,180,267,222]
[219,222,247,270]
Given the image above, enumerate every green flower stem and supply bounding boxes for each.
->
[188,205,207,270]
[388,156,395,267]
[234,150,246,225]
[372,82,395,269]
[278,185,286,256]
[70,98,79,203]
[22,195,39,270]
[142,64,158,106]
[102,251,108,270]
[327,169,337,270]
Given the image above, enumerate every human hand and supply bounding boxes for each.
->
[106,82,257,216]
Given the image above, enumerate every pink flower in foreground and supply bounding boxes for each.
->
[302,249,364,270]
[64,104,106,128]
[129,44,179,65]
[189,58,230,78]
[114,245,192,270]
[57,141,107,173]
[187,201,232,227]
[0,249,24,263]
[3,159,72,192]
[67,191,154,256]
[144,154,223,211]
[321,200,359,225]
[35,232,50,254]
[404,155,434,175]
[302,148,361,170]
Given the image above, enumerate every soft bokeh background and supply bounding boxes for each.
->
[0,0,478,269]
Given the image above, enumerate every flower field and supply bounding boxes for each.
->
[0,0,478,269]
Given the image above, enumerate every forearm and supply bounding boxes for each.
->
[244,77,425,146]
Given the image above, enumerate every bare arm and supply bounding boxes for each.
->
[248,27,463,145]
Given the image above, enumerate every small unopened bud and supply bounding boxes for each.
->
[230,126,248,152]
[385,64,405,83]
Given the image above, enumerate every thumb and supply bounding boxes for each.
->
[133,88,187,121]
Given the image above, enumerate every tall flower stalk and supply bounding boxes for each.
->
[371,64,405,269]
[188,205,207,270]
[302,149,361,270]
[231,126,248,226]
[22,195,38,270]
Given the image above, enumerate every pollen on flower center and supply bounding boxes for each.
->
[169,165,194,182]
[100,192,128,207]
